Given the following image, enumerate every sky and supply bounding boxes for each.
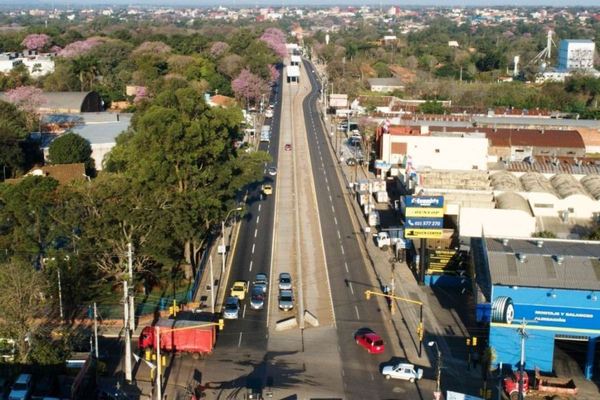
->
[1,1,600,7]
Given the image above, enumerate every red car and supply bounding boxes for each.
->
[284,143,292,151]
[355,331,385,354]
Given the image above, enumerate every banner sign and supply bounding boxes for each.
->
[406,217,443,229]
[405,229,444,239]
[405,196,444,208]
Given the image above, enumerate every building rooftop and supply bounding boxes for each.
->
[368,77,404,86]
[485,237,600,291]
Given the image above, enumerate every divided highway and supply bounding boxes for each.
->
[301,60,421,399]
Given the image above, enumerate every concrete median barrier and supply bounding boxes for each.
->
[275,316,298,331]
[304,310,319,327]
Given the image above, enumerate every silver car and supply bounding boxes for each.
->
[278,289,294,311]
[223,297,240,319]
[254,273,268,292]
[278,272,292,290]
[250,286,265,310]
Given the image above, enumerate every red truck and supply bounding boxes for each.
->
[139,318,216,359]
[503,369,578,399]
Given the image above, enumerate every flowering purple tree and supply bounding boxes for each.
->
[133,86,149,104]
[21,34,50,51]
[232,69,269,106]
[58,38,103,58]
[5,86,47,113]
[260,28,287,59]
[268,64,280,84]
[210,41,229,58]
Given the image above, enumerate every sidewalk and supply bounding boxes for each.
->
[310,59,484,399]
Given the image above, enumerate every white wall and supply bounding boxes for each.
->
[91,142,116,171]
[381,134,489,171]
[459,208,536,238]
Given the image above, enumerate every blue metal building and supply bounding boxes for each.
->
[472,237,600,379]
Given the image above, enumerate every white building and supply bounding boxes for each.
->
[0,52,55,78]
[378,127,489,173]
[558,39,596,71]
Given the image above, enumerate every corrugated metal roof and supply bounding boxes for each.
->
[486,238,600,290]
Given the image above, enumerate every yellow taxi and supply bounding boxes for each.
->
[230,280,248,300]
[261,184,273,196]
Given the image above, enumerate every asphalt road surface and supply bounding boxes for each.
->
[302,60,422,399]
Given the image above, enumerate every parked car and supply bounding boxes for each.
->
[9,373,33,400]
[278,289,294,311]
[284,143,292,151]
[250,286,265,310]
[278,272,292,290]
[355,330,385,354]
[254,273,268,291]
[381,362,423,382]
[230,280,248,300]
[267,167,277,176]
[223,297,240,319]
[265,109,274,118]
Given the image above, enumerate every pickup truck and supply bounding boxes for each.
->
[375,227,405,251]
[381,362,423,382]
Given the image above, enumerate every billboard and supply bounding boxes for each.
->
[404,196,445,238]
[489,295,600,330]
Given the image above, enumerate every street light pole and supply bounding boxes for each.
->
[428,341,442,400]
[221,207,243,275]
[209,255,215,314]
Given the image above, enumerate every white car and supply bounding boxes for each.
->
[381,362,423,382]
[265,109,274,118]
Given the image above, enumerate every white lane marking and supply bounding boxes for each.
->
[345,262,349,273]
[327,185,331,193]
[370,372,374,381]
[258,204,262,212]
[238,332,243,347]
[331,205,335,213]
[328,194,332,202]
[257,215,260,224]
[337,231,341,239]
[243,304,247,318]
[254,228,258,238]
[252,244,255,254]
[341,245,345,255]
[349,282,354,295]
[249,260,253,272]
[354,305,360,320]
[334,217,338,225]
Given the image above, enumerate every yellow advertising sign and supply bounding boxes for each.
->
[405,229,444,239]
[405,207,444,218]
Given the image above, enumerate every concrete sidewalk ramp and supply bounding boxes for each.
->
[304,309,319,327]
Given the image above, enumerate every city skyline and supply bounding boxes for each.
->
[1,1,600,8]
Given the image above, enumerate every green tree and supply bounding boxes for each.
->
[0,101,30,179]
[419,101,445,114]
[0,260,48,362]
[0,176,60,264]
[48,132,94,173]
[106,85,269,274]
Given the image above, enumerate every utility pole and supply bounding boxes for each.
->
[123,281,132,383]
[57,267,64,320]
[209,255,215,314]
[93,302,99,359]
[127,243,135,332]
[517,320,528,400]
[221,219,226,275]
[155,326,161,400]
[390,261,396,315]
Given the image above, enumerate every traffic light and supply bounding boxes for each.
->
[472,337,478,347]
[218,318,224,331]
[417,322,424,341]
[466,338,471,346]
[365,291,371,300]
